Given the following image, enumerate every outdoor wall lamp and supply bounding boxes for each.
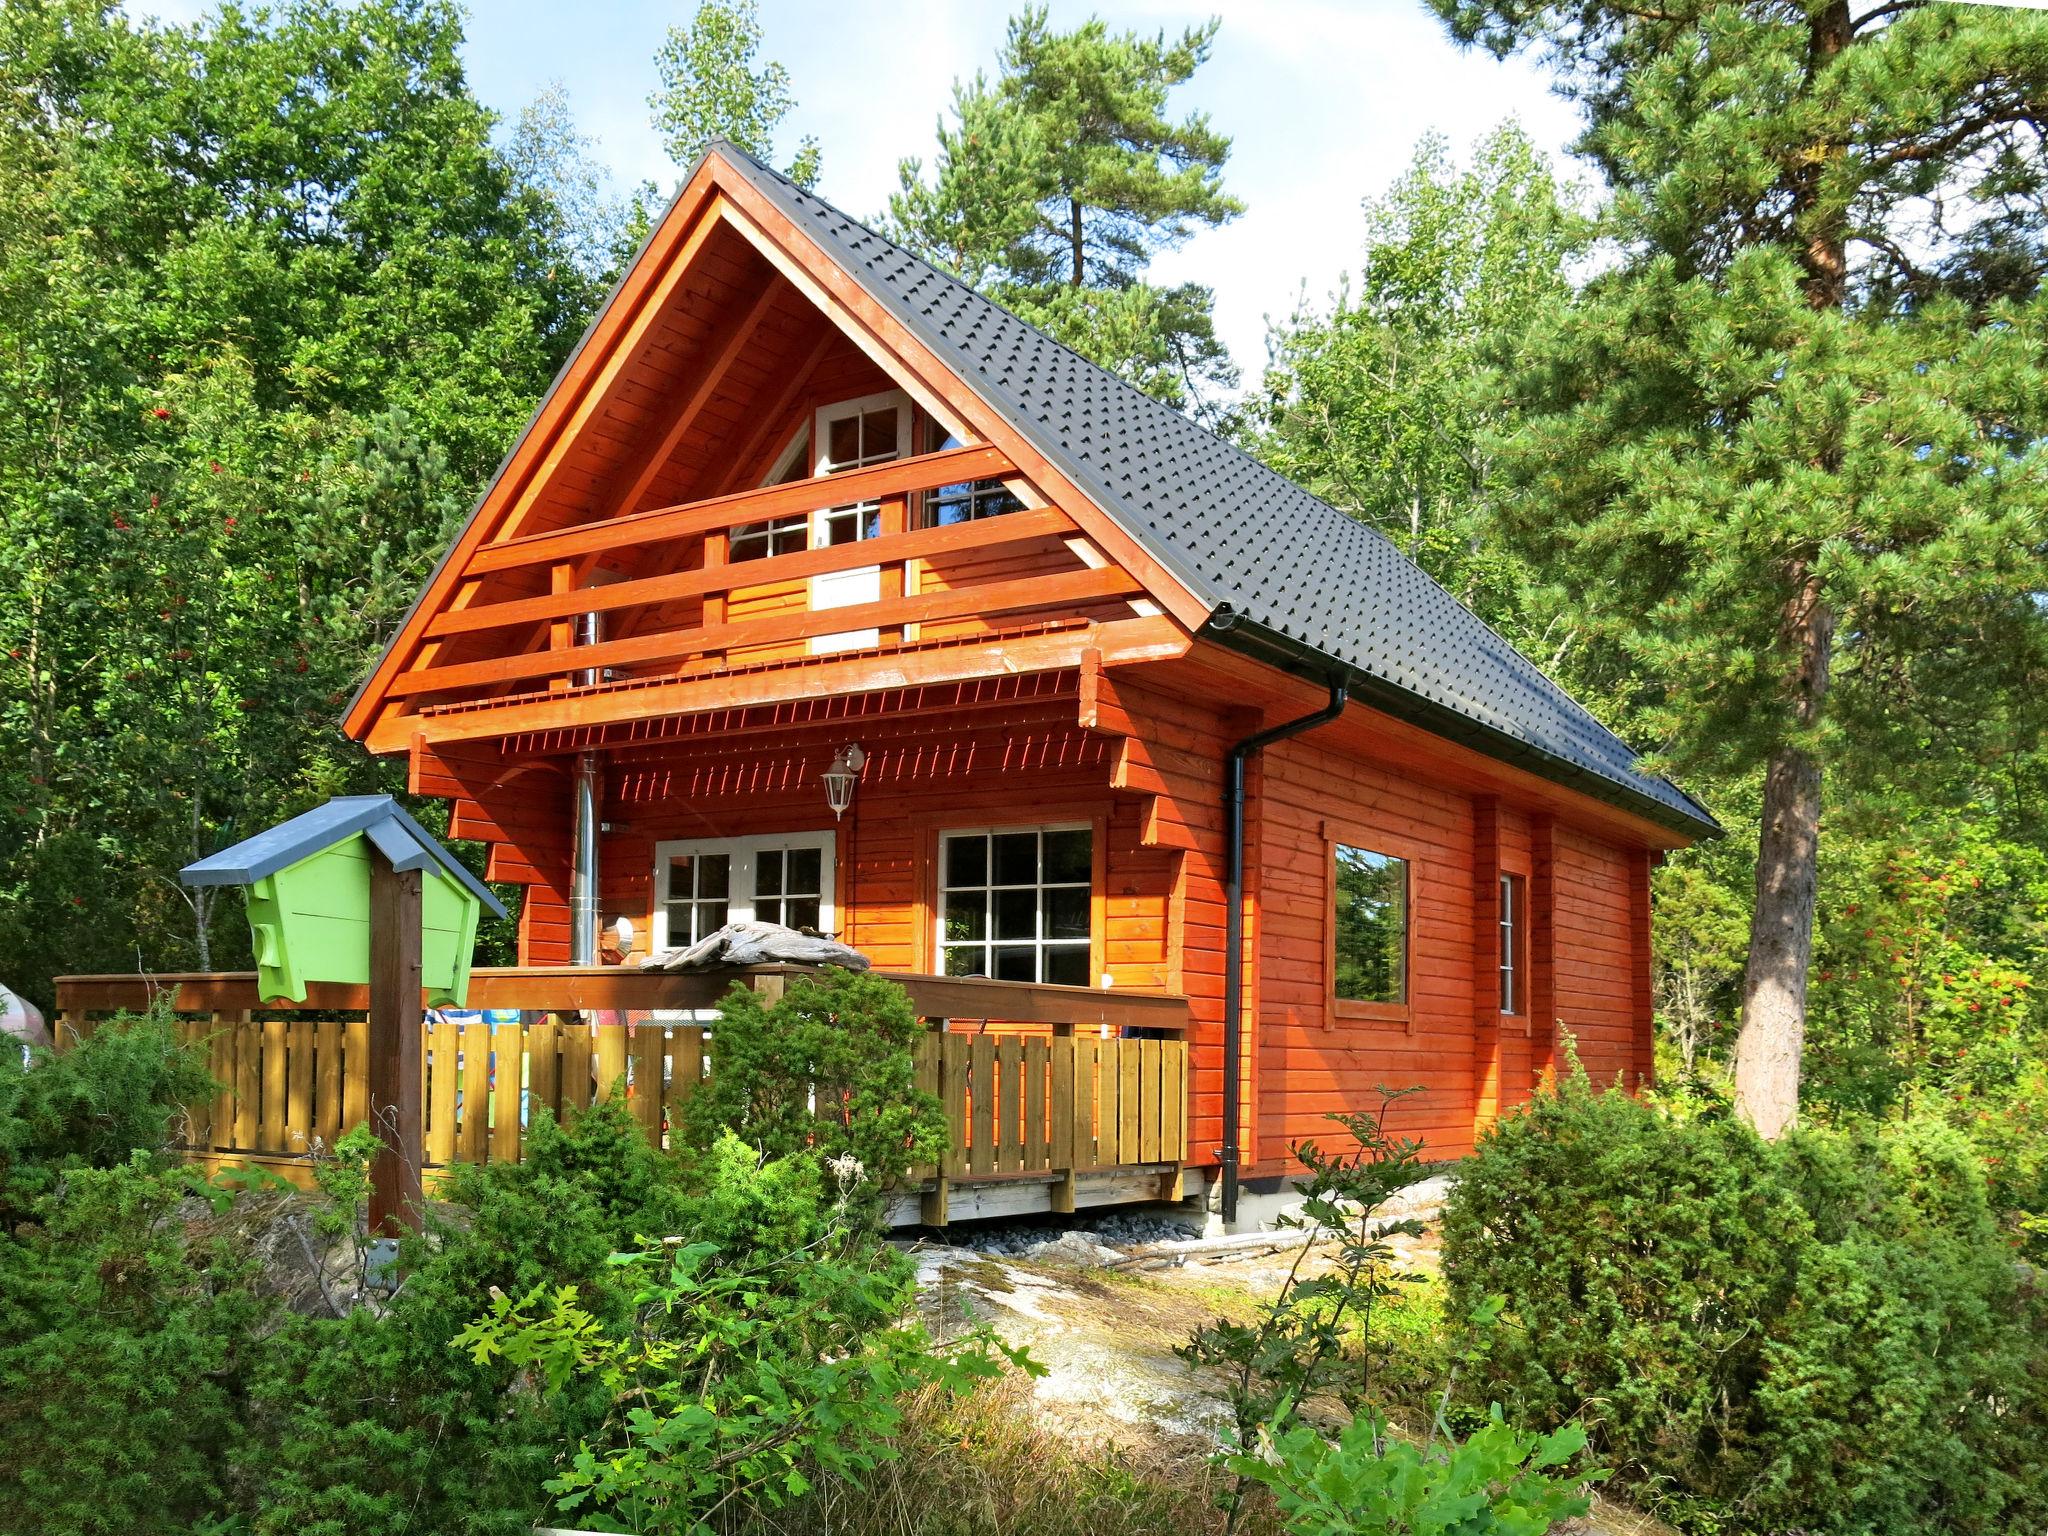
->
[822,744,865,820]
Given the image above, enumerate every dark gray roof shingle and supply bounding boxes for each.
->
[719,146,1715,837]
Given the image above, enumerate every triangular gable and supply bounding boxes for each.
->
[342,147,1205,754]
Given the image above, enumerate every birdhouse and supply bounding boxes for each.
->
[181,796,507,1006]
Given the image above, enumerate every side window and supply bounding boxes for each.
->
[732,427,809,563]
[662,851,731,946]
[1333,843,1407,1005]
[816,399,906,545]
[939,825,1092,985]
[923,426,1023,526]
[1499,872,1524,1014]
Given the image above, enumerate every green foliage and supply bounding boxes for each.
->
[0,1005,213,1216]
[1253,124,1582,639]
[1441,1078,2048,1533]
[650,0,819,188]
[890,6,1242,414]
[1227,1409,1596,1536]
[457,1175,1025,1536]
[681,967,943,1209]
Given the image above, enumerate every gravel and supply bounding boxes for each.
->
[930,1207,1206,1259]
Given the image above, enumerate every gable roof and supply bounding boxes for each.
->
[182,795,508,917]
[710,146,1715,838]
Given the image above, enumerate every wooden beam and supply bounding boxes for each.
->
[427,505,1075,639]
[366,614,1190,752]
[595,279,785,522]
[465,444,1012,576]
[366,852,424,1236]
[392,565,1142,700]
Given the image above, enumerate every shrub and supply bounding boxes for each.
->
[0,1005,214,1217]
[1442,1077,2048,1534]
[681,967,943,1207]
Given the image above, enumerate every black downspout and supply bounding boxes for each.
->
[1221,671,1348,1225]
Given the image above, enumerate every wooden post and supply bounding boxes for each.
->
[367,852,424,1236]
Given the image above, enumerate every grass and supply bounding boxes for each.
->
[738,1371,1278,1536]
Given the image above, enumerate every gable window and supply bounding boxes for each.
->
[816,395,907,546]
[1499,873,1524,1014]
[924,428,1024,526]
[732,427,809,563]
[1333,843,1407,1005]
[939,825,1092,985]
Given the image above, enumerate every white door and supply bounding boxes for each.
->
[809,390,911,653]
[650,831,838,952]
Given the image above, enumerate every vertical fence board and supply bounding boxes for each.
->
[259,1017,286,1152]
[529,1017,559,1121]
[995,1037,1022,1174]
[1139,1038,1161,1164]
[428,1018,459,1164]
[594,1019,627,1105]
[1051,1038,1077,1171]
[1024,1039,1048,1171]
[459,1019,491,1165]
[968,1036,994,1178]
[942,1033,969,1177]
[630,1025,663,1144]
[1118,1040,1141,1164]
[492,1020,523,1162]
[208,1014,235,1152]
[1095,1039,1118,1172]
[314,1019,342,1149]
[342,1018,368,1132]
[560,1015,592,1116]
[286,1019,313,1155]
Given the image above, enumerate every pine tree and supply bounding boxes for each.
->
[890,7,1244,414]
[650,0,819,189]
[1426,0,2048,1135]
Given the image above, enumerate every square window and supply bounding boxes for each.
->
[862,408,900,457]
[993,945,1037,982]
[788,846,822,894]
[992,832,1038,886]
[944,893,987,944]
[945,834,987,889]
[1333,844,1407,1005]
[756,852,783,897]
[697,854,730,901]
[944,945,985,978]
[994,887,1038,941]
[786,897,820,933]
[1044,828,1091,885]
[1046,886,1089,939]
[1043,946,1089,987]
[828,413,859,466]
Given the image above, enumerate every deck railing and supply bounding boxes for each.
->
[51,966,1191,1225]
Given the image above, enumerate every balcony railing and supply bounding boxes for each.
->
[52,965,1192,1226]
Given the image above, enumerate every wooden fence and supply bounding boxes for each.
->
[53,965,1191,1225]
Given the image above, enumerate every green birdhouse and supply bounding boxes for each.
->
[181,796,507,1006]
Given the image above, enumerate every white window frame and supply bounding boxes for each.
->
[650,831,837,952]
[730,425,811,562]
[808,390,911,653]
[1499,872,1524,1015]
[936,822,1094,986]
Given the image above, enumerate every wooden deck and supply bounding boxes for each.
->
[52,966,1193,1227]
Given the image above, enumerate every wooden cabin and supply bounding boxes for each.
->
[327,142,1714,1222]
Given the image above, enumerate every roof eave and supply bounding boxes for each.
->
[1203,614,1721,843]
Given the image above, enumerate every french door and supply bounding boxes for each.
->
[650,831,838,951]
[808,390,912,653]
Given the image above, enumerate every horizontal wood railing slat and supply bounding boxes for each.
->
[466,444,1014,574]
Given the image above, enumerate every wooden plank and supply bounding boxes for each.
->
[260,1017,286,1154]
[1024,1038,1048,1172]
[314,1019,342,1150]
[529,1016,560,1122]
[595,1018,628,1106]
[209,1013,235,1152]
[631,1024,664,1145]
[459,1017,491,1164]
[1050,1036,1077,1212]
[367,856,425,1233]
[1167,1039,1187,1160]
[560,1016,593,1116]
[430,505,1075,639]
[464,444,1012,573]
[286,1018,313,1154]
[426,1017,457,1165]
[969,1036,994,1178]
[1092,1038,1116,1173]
[942,1033,969,1178]
[343,1018,368,1132]
[1118,1040,1140,1165]
[1139,1037,1161,1165]
[997,1037,1023,1174]
[492,1019,522,1162]
[391,564,1141,700]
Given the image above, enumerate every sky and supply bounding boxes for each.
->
[139,0,1590,379]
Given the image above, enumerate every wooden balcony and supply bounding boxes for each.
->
[52,966,1193,1227]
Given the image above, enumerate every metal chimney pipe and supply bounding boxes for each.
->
[570,749,602,966]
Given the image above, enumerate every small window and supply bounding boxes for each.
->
[730,516,807,562]
[663,851,731,947]
[923,427,1023,526]
[756,844,825,933]
[1333,843,1407,1005]
[816,397,905,546]
[939,825,1092,985]
[1499,873,1524,1014]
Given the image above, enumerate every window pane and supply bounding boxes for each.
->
[755,851,783,897]
[1333,844,1407,1004]
[829,414,859,466]
[665,901,692,943]
[698,899,729,934]
[994,888,1038,941]
[862,408,900,458]
[1044,828,1091,884]
[786,898,821,932]
[993,945,1037,982]
[944,945,985,978]
[945,834,987,889]
[698,854,730,901]
[944,893,987,944]
[1047,886,1089,940]
[992,832,1038,886]
[756,896,784,927]
[1043,946,1089,987]
[788,846,821,894]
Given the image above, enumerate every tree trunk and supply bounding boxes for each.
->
[1733,572,1833,1138]
[1069,197,1084,287]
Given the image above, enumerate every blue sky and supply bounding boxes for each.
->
[143,0,1588,379]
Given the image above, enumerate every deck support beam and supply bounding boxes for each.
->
[366,853,424,1236]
